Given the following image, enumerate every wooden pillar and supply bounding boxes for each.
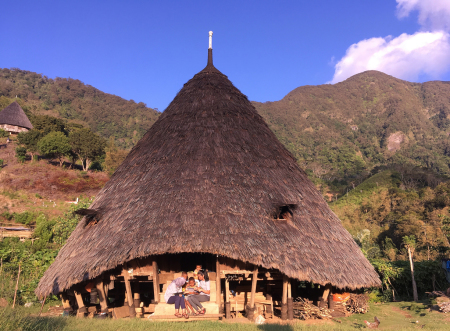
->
[287,280,293,320]
[61,292,72,311]
[123,267,136,317]
[246,266,258,320]
[134,282,142,318]
[216,256,221,307]
[225,277,231,319]
[281,276,288,320]
[249,266,258,309]
[322,284,332,307]
[96,281,108,314]
[152,261,159,303]
[74,290,86,318]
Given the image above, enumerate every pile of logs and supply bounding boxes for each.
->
[426,291,450,313]
[293,298,332,320]
[346,293,369,314]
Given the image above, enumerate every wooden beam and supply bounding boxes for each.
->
[287,281,292,299]
[96,280,108,314]
[281,275,288,320]
[322,284,332,301]
[152,261,159,303]
[74,290,86,318]
[249,266,258,309]
[123,266,136,317]
[225,278,231,319]
[216,256,221,306]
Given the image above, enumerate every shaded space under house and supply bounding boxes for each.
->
[0,101,33,134]
[36,33,381,321]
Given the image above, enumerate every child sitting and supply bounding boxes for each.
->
[183,277,198,315]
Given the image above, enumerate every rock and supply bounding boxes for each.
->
[24,302,33,307]
[255,314,265,325]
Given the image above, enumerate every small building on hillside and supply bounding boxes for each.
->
[0,101,33,134]
[36,34,381,320]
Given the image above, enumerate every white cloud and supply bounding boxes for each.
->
[329,31,450,84]
[396,0,450,31]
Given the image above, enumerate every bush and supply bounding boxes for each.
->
[0,128,8,137]
[15,147,27,163]
[0,159,4,168]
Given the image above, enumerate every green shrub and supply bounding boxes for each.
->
[0,159,4,169]
[0,128,8,137]
[15,146,27,163]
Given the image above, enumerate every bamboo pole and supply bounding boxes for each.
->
[12,264,21,309]
[152,261,159,303]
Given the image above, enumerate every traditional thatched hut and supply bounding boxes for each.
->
[36,34,380,320]
[0,101,33,134]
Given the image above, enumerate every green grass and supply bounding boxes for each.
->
[1,302,449,331]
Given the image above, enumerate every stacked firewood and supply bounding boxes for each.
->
[426,291,450,313]
[293,298,332,320]
[346,293,369,314]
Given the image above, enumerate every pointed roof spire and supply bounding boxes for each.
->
[207,31,213,66]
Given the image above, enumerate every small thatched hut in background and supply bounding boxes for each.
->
[36,34,380,320]
[0,101,33,134]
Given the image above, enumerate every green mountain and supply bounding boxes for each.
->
[253,71,450,183]
[0,68,160,148]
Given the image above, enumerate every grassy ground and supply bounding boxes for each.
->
[1,301,449,331]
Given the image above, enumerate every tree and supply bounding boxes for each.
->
[37,132,71,167]
[17,129,41,161]
[103,137,128,175]
[402,235,418,302]
[69,128,106,171]
[31,115,66,136]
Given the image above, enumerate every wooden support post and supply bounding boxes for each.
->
[322,284,332,307]
[74,290,86,318]
[287,280,293,320]
[225,277,231,319]
[123,267,136,317]
[281,275,288,320]
[216,256,221,307]
[96,281,108,314]
[247,265,258,320]
[61,292,72,311]
[134,282,142,317]
[152,261,159,303]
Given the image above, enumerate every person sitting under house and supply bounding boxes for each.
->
[187,270,210,315]
[183,277,199,315]
[193,264,202,285]
[164,272,189,318]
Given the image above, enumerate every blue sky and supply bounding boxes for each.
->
[1,0,449,111]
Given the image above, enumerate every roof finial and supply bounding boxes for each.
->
[207,31,213,66]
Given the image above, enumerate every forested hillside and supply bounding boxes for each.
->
[0,68,160,148]
[254,71,450,185]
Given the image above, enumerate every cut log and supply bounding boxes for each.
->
[123,266,136,317]
[249,266,258,309]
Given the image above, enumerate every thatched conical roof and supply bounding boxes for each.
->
[36,49,381,297]
[0,102,33,129]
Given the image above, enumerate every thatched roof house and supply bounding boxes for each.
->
[36,41,380,313]
[0,101,33,134]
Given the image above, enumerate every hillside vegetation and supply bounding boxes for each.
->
[254,71,450,185]
[0,68,160,148]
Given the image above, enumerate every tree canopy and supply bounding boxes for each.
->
[37,131,71,166]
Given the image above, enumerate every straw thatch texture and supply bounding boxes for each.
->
[0,102,33,130]
[36,53,381,297]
